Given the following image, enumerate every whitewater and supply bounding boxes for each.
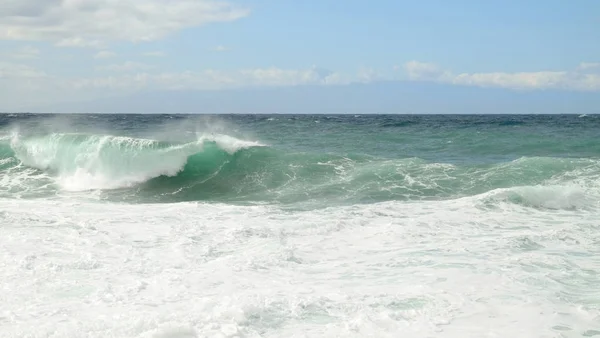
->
[1,113,599,338]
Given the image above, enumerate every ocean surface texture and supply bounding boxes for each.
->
[1,113,599,338]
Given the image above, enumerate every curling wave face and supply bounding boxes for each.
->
[7,132,262,191]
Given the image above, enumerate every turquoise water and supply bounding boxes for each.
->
[1,113,599,337]
[1,114,599,206]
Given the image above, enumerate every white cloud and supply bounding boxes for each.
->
[9,45,40,59]
[402,61,600,91]
[96,61,155,72]
[403,61,448,81]
[210,45,229,52]
[238,67,340,86]
[56,37,106,49]
[0,0,249,48]
[143,51,166,57]
[0,61,46,79]
[451,71,567,90]
[577,63,600,71]
[94,51,116,59]
[71,66,346,91]
[357,67,381,83]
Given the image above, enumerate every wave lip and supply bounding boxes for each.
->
[479,185,593,210]
[8,132,264,191]
[197,134,265,154]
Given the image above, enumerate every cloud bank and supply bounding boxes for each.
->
[403,61,600,91]
[73,66,346,90]
[0,61,46,79]
[94,51,116,59]
[1,0,249,47]
[1,60,599,111]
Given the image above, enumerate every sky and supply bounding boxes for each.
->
[0,0,599,113]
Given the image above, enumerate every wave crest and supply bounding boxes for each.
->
[481,185,592,210]
[9,132,263,191]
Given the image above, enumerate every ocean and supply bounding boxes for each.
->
[1,113,599,337]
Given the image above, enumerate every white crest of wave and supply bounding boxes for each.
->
[10,132,263,191]
[482,185,593,210]
[196,133,265,154]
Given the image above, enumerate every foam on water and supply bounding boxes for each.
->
[1,195,599,337]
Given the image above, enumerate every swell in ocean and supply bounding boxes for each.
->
[1,127,599,209]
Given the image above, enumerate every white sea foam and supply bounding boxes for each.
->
[1,194,599,337]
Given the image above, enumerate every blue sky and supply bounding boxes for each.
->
[0,0,599,112]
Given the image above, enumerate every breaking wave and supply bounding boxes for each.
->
[5,132,263,191]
